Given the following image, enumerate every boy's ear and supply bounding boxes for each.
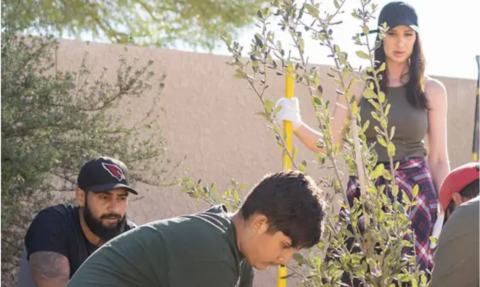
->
[250,214,269,235]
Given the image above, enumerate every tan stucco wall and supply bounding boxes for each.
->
[55,38,478,287]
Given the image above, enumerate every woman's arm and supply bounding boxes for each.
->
[425,77,451,197]
[294,96,351,154]
[283,75,366,154]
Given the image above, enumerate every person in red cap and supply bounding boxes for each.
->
[430,162,479,287]
[438,161,479,222]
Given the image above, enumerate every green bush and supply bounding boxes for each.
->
[1,23,172,287]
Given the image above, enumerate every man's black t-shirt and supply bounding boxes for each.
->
[24,204,136,278]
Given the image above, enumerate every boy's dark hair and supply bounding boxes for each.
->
[240,170,324,249]
[445,178,480,218]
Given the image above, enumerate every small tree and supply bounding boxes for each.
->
[182,0,430,286]
[1,20,175,286]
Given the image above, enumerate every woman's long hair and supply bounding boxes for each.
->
[372,33,428,110]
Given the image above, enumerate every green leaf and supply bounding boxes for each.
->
[356,50,370,59]
[389,126,396,140]
[274,105,283,115]
[421,274,428,285]
[376,135,387,147]
[363,89,376,99]
[385,103,391,116]
[234,69,247,79]
[305,4,319,18]
[264,99,274,112]
[318,33,327,41]
[378,62,386,72]
[362,25,369,36]
[334,45,341,54]
[361,120,370,133]
[412,184,419,198]
[299,161,307,172]
[314,75,321,89]
[380,118,388,130]
[370,100,381,111]
[292,252,306,265]
[292,146,298,160]
[334,0,340,9]
[370,164,385,179]
[273,124,281,135]
[255,111,269,120]
[382,169,392,180]
[351,10,360,19]
[257,10,263,19]
[378,92,385,103]
[254,33,263,48]
[351,101,359,115]
[392,185,399,197]
[402,192,412,206]
[388,142,396,158]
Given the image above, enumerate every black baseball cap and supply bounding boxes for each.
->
[361,1,419,36]
[77,156,138,195]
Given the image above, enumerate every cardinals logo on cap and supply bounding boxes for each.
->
[102,163,126,181]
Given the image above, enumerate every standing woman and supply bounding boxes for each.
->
[275,1,450,276]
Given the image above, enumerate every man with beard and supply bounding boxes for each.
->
[18,156,138,287]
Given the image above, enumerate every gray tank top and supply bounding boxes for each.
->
[359,85,428,163]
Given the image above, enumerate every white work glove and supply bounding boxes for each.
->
[274,97,303,131]
[430,207,445,249]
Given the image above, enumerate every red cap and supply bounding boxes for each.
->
[439,162,480,212]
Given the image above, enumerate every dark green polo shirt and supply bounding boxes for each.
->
[66,205,253,287]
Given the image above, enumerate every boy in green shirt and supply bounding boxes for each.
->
[66,170,324,287]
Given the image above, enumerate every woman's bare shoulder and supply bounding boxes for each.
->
[425,75,447,94]
[424,75,447,108]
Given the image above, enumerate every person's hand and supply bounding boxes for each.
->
[274,97,303,131]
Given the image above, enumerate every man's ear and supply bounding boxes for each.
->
[452,193,463,207]
[250,214,269,235]
[76,188,86,207]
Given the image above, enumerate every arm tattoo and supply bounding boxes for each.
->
[30,251,70,286]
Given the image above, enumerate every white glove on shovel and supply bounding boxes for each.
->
[430,208,445,249]
[274,97,303,131]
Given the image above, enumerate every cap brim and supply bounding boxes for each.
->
[88,183,139,195]
[360,23,419,36]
